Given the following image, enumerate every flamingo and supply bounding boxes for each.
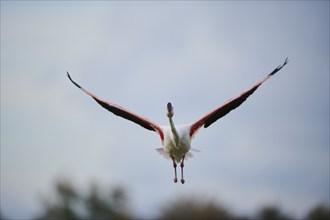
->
[67,58,288,184]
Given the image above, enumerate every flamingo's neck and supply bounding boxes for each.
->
[169,117,179,146]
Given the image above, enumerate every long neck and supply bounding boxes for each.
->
[169,117,180,145]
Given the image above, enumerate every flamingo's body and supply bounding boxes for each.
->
[67,58,288,184]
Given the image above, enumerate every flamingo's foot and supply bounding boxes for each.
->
[181,179,185,184]
[174,178,178,183]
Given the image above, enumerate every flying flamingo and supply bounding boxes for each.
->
[67,58,288,184]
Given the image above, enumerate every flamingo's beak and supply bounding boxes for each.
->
[167,102,173,112]
[167,102,174,117]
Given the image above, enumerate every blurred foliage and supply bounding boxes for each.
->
[158,200,330,220]
[31,179,329,220]
[0,209,4,220]
[305,204,330,220]
[157,197,237,220]
[35,179,130,220]
[255,206,291,220]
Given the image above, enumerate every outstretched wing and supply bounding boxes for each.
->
[190,58,288,138]
[67,72,164,142]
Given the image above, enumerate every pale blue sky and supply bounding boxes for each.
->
[1,1,329,219]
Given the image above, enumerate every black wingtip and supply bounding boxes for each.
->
[268,57,289,76]
[66,71,81,88]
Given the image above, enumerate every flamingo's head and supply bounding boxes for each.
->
[167,102,174,118]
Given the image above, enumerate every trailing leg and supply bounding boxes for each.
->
[180,155,185,184]
[171,155,178,183]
